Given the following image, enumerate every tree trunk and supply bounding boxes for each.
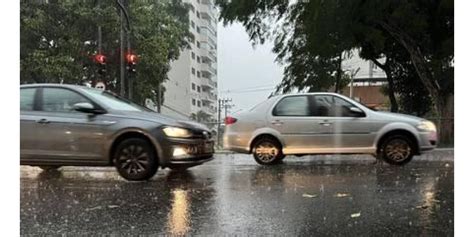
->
[434,95,454,145]
[371,58,398,112]
[334,53,343,93]
[379,21,453,144]
[385,73,398,112]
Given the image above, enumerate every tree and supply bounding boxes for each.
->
[217,0,454,143]
[20,0,191,108]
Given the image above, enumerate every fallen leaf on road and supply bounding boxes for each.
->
[351,212,361,218]
[445,163,450,167]
[302,193,317,198]
[416,205,429,209]
[335,193,350,198]
[108,205,119,209]
[85,206,103,211]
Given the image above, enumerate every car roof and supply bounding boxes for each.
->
[20,83,88,90]
[274,92,346,98]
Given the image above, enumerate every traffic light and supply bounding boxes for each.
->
[94,54,107,75]
[126,53,138,73]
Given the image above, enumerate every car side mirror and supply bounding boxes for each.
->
[349,107,364,116]
[73,102,104,114]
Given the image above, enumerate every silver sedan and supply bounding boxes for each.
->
[20,84,214,181]
[223,93,437,165]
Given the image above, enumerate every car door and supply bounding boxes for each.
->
[267,95,333,154]
[20,87,43,161]
[33,87,110,162]
[311,95,376,150]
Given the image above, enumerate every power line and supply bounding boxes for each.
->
[219,84,276,93]
[222,87,275,94]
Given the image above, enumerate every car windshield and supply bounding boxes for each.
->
[79,87,152,112]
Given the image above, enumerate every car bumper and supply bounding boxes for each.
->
[418,131,438,153]
[223,132,251,153]
[159,137,215,167]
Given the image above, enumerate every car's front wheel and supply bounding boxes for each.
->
[252,137,284,165]
[378,135,415,165]
[114,138,159,181]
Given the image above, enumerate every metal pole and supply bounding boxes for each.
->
[217,99,221,147]
[349,76,354,98]
[119,0,125,97]
[157,84,161,113]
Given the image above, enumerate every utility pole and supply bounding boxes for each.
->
[157,85,161,113]
[217,98,233,147]
[119,0,125,97]
[95,0,102,88]
[216,99,222,147]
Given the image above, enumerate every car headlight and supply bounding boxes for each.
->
[416,121,437,132]
[162,126,193,138]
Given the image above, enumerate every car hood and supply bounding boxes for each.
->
[110,110,210,131]
[372,111,424,123]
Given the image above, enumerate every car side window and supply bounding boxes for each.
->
[313,95,361,117]
[273,96,311,116]
[41,88,90,113]
[20,88,36,111]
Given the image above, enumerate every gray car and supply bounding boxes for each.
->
[20,84,214,181]
[223,93,437,165]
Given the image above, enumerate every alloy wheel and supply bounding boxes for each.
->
[384,138,411,162]
[117,144,150,175]
[255,141,279,163]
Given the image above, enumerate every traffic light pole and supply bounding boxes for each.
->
[119,1,125,97]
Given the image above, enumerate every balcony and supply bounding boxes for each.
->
[199,28,217,48]
[201,77,217,90]
[201,50,217,63]
[201,63,217,77]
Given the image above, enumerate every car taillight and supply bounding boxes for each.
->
[224,116,237,125]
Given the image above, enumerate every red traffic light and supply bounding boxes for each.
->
[94,54,106,64]
[126,54,138,64]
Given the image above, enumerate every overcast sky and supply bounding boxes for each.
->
[217,22,284,113]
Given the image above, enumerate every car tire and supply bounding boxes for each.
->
[114,138,159,181]
[378,134,415,165]
[252,137,284,165]
[38,165,61,171]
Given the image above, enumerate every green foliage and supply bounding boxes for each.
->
[20,0,191,106]
[217,0,454,142]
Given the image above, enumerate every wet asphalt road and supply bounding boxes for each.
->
[21,151,454,236]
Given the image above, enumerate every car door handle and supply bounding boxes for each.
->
[271,120,284,126]
[319,121,332,126]
[36,119,50,124]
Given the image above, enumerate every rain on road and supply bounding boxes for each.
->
[21,151,454,236]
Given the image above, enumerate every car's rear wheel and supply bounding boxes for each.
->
[38,165,61,171]
[378,135,415,165]
[114,138,158,181]
[252,137,284,165]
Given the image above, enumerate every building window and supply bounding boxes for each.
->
[197,56,201,63]
[197,100,201,107]
[197,71,201,78]
[191,52,195,60]
[196,27,201,33]
[190,20,195,29]
[190,5,195,13]
[197,86,201,92]
[197,42,200,48]
[192,98,196,106]
[192,83,195,90]
[191,67,195,75]
[197,12,200,18]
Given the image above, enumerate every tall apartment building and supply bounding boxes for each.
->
[161,0,219,127]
